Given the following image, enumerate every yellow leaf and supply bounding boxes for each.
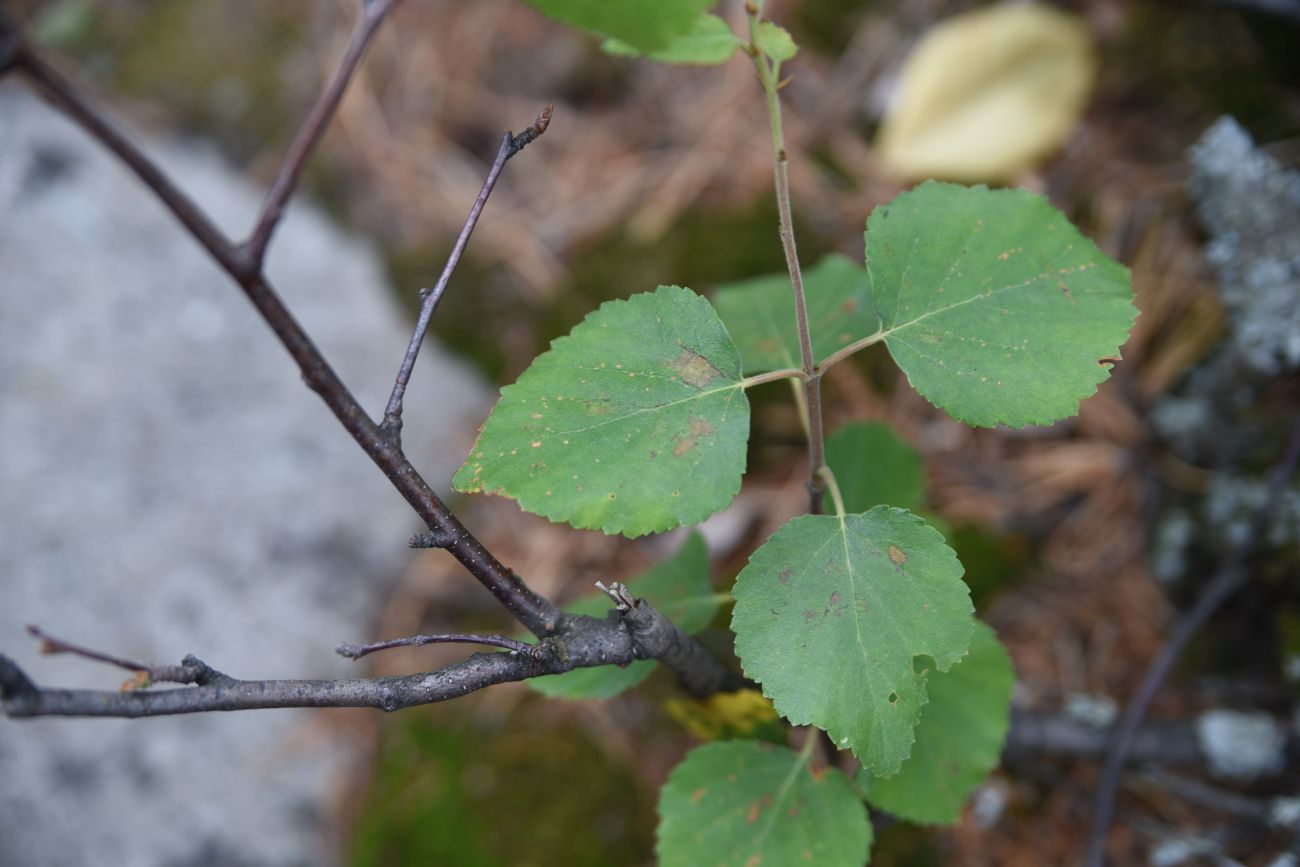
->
[664,689,780,741]
[876,4,1096,183]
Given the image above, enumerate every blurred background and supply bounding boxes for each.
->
[2,0,1299,864]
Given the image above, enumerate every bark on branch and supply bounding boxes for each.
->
[2,598,745,719]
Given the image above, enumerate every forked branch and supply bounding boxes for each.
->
[239,0,398,272]
[1,4,560,637]
[381,105,553,442]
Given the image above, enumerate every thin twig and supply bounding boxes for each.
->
[337,632,536,660]
[1139,768,1276,826]
[380,105,553,442]
[1084,415,1300,866]
[747,9,826,515]
[12,36,240,274]
[0,9,745,719]
[2,595,744,717]
[239,0,397,273]
[25,625,214,685]
[6,25,561,638]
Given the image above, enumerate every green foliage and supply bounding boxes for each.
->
[453,286,749,537]
[731,508,974,775]
[713,254,877,374]
[657,740,872,867]
[522,0,715,52]
[866,181,1136,427]
[602,14,739,65]
[754,20,799,63]
[529,532,717,699]
[444,10,1138,862]
[859,620,1015,824]
[825,422,925,512]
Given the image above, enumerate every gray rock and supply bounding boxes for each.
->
[0,84,487,867]
[1188,117,1300,377]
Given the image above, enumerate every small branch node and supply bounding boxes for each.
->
[508,104,554,157]
[595,581,638,611]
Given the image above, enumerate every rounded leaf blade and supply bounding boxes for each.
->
[657,740,872,867]
[731,508,974,775]
[859,620,1015,824]
[454,286,749,537]
[868,181,1135,428]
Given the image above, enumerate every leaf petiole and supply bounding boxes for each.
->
[817,465,847,517]
[741,367,807,389]
[815,330,885,373]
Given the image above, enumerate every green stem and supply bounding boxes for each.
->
[817,466,846,517]
[815,330,885,373]
[747,7,826,515]
[741,367,807,389]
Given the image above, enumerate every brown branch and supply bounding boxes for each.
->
[2,594,744,718]
[238,0,397,274]
[25,625,211,686]
[10,29,240,275]
[380,105,553,443]
[1085,415,1300,866]
[2,12,561,638]
[0,8,747,722]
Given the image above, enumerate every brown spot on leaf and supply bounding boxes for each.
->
[841,298,858,314]
[674,417,716,457]
[691,788,706,804]
[888,545,907,565]
[778,569,793,585]
[747,801,761,824]
[745,855,761,867]
[803,610,819,624]
[670,347,723,388]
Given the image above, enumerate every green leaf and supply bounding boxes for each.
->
[866,181,1135,428]
[529,532,717,699]
[713,254,877,374]
[602,14,739,65]
[826,422,925,513]
[731,508,974,775]
[859,620,1014,825]
[522,0,714,52]
[453,286,749,537]
[754,20,798,63]
[657,741,872,867]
